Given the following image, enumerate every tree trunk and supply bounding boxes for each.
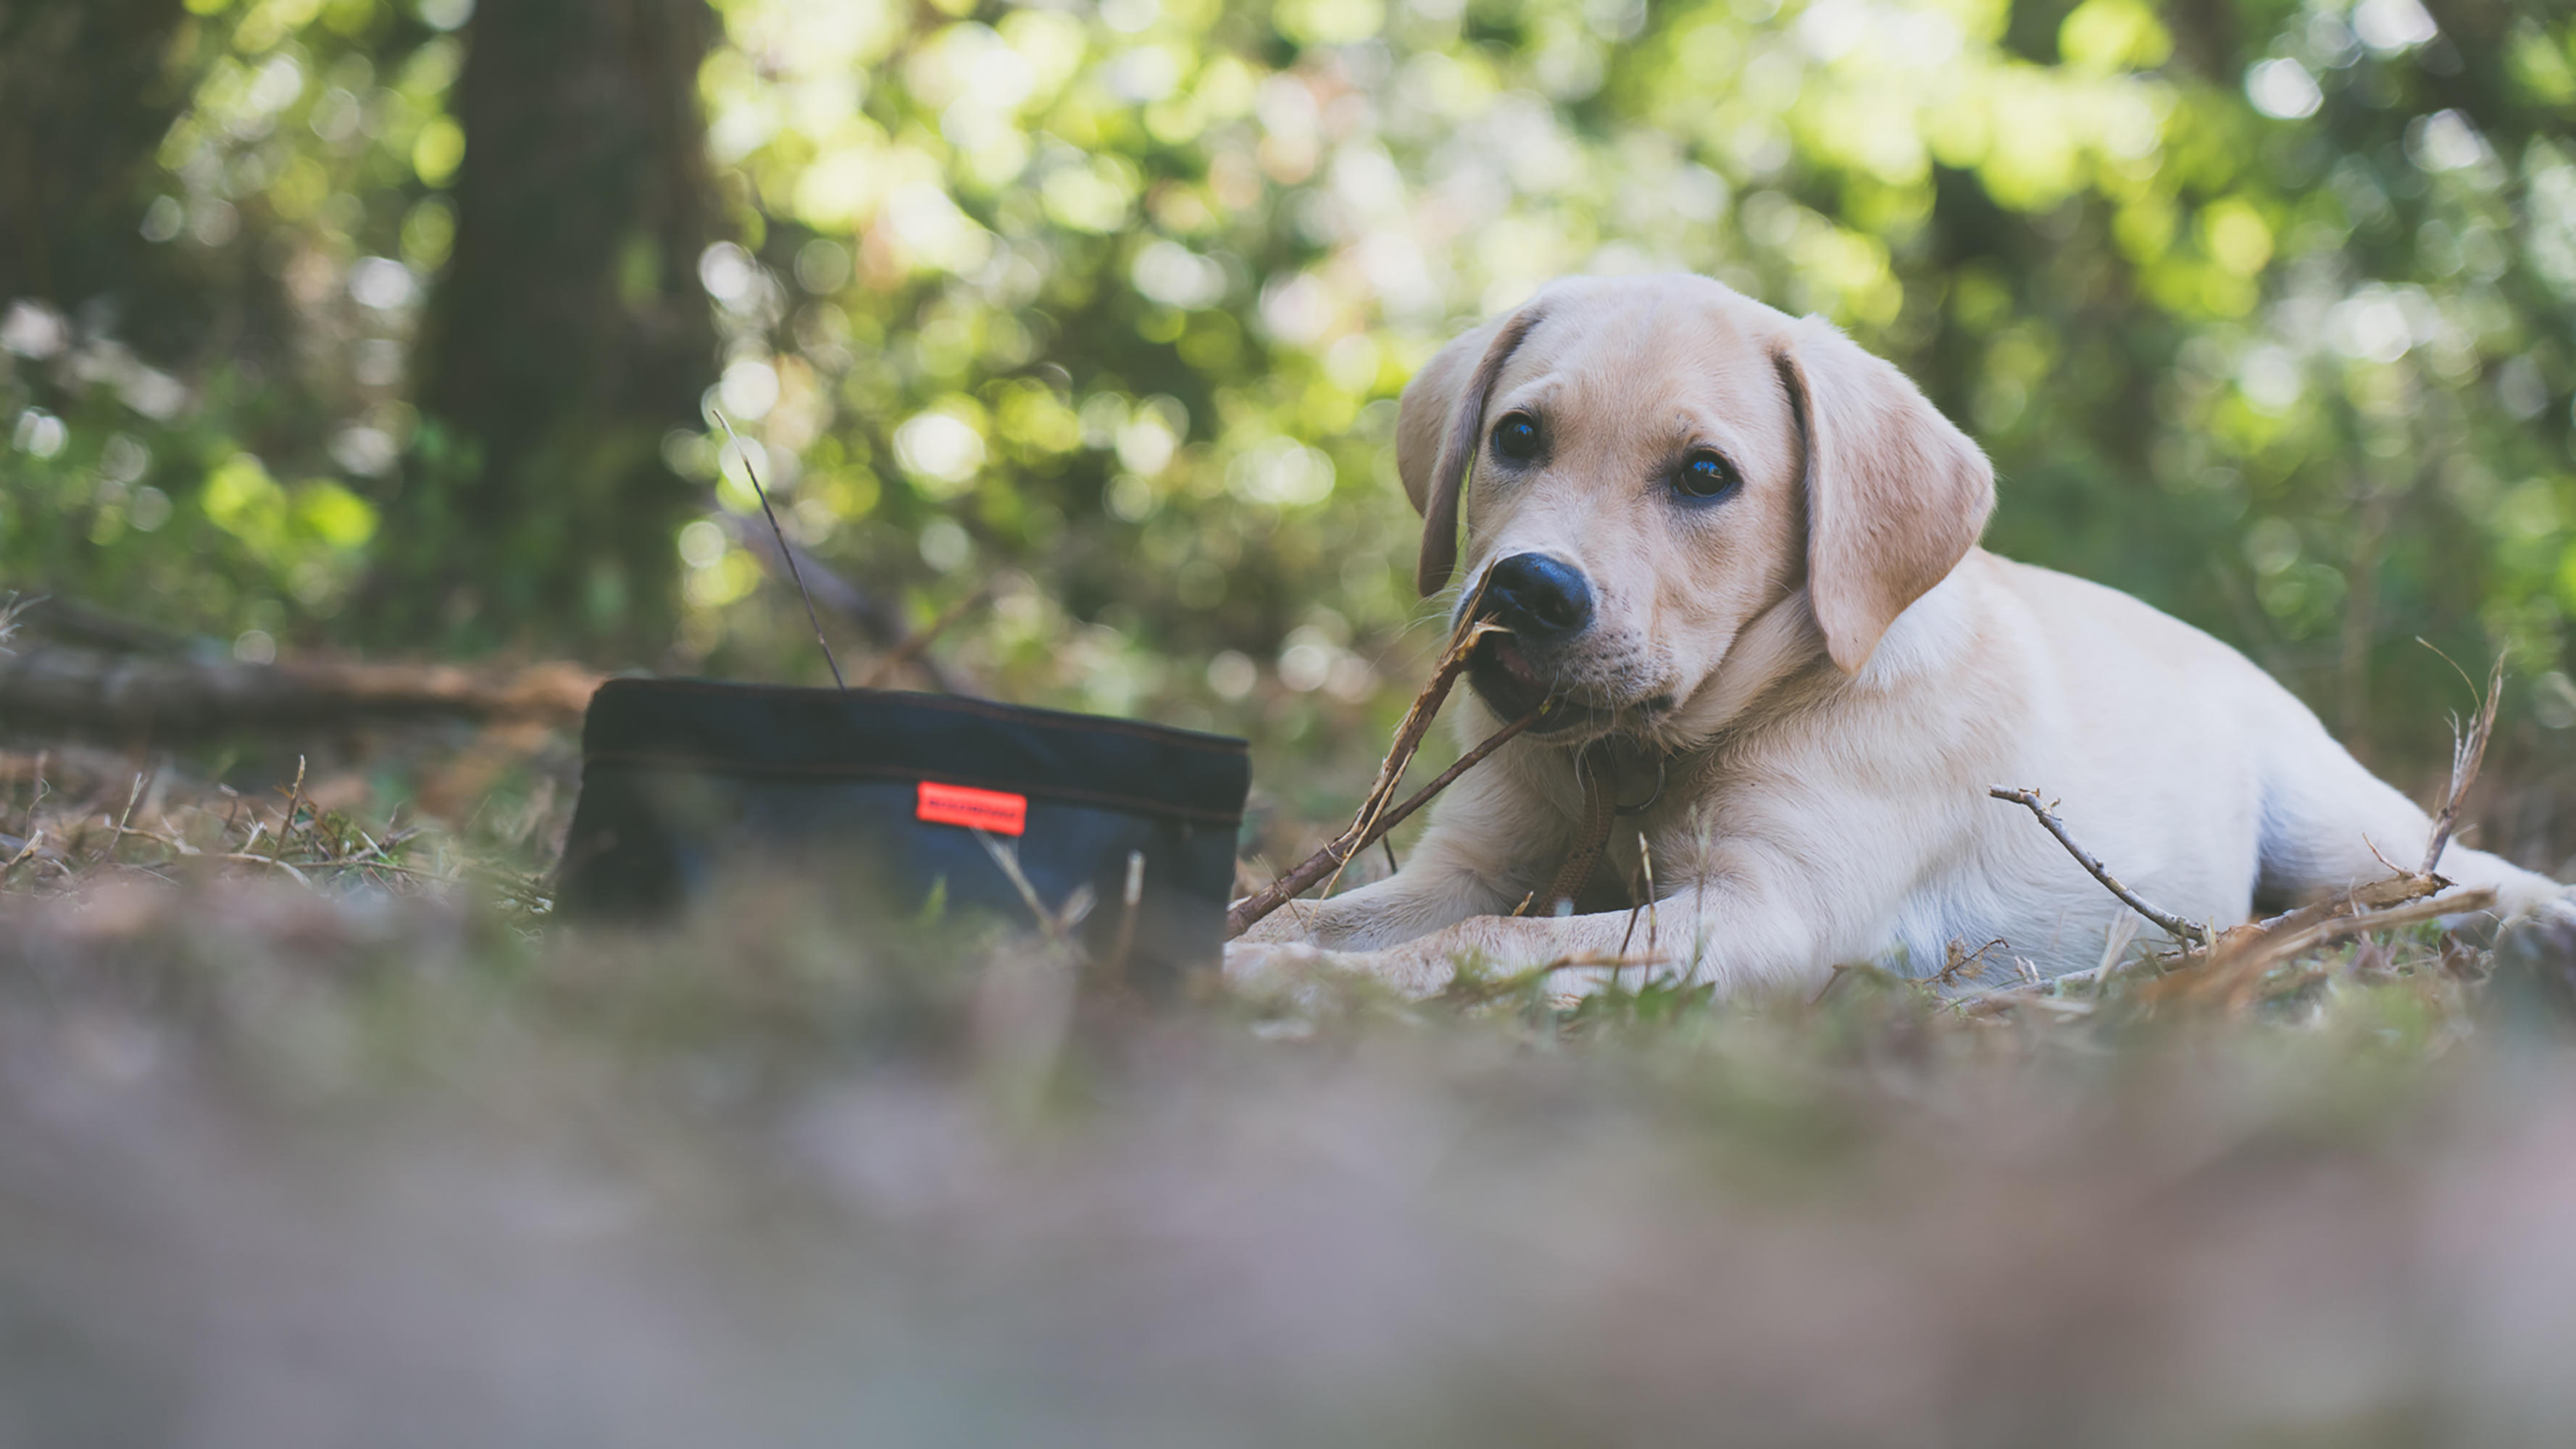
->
[378,0,722,659]
[0,0,191,329]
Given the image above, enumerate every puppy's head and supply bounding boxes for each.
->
[1397,274,1993,744]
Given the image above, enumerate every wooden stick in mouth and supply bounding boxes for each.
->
[1226,576,1529,940]
[1225,706,1541,940]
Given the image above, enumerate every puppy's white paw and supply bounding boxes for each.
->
[1222,938,1331,992]
[1222,938,1461,1002]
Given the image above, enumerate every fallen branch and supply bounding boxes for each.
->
[2238,869,2448,943]
[1956,872,2505,1017]
[2238,887,2495,967]
[2141,886,2500,1014]
[1988,786,2211,943]
[0,646,604,739]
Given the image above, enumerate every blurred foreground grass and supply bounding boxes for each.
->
[9,745,2576,1445]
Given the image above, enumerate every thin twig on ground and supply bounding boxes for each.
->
[1616,830,1659,977]
[1956,874,2507,1018]
[1933,938,2009,987]
[712,408,846,690]
[271,756,307,868]
[0,745,562,909]
[1989,787,2212,943]
[1104,850,1146,989]
[2240,870,2448,942]
[2193,887,2498,994]
[2421,652,2505,876]
[21,751,48,840]
[99,772,145,867]
[975,829,1094,961]
[1,830,43,882]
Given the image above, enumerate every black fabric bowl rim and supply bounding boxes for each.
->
[578,677,1251,828]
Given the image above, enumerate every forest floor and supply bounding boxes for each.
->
[6,739,2576,1447]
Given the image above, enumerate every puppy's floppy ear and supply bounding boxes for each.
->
[1774,315,1994,675]
[1397,304,1545,597]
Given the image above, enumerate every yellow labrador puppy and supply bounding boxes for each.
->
[1229,272,2565,997]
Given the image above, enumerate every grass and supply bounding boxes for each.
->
[4,740,2576,1446]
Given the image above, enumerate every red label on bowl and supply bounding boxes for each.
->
[917,780,1028,837]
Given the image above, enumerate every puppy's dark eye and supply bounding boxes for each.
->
[1675,450,1741,501]
[1491,413,1541,463]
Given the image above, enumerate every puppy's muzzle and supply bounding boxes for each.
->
[1485,552,1593,643]
[1467,552,1601,732]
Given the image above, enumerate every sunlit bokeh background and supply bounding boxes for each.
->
[9,0,2576,836]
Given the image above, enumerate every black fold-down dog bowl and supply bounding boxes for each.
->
[554,679,1251,990]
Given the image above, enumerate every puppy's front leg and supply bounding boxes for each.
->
[1225,862,1521,998]
[1230,765,1560,956]
[1346,888,1833,998]
[1231,838,1867,1002]
[1231,838,1524,951]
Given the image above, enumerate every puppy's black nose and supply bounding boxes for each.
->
[1484,553,1593,644]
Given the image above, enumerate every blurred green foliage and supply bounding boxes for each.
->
[8,0,2576,792]
[1,0,455,650]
